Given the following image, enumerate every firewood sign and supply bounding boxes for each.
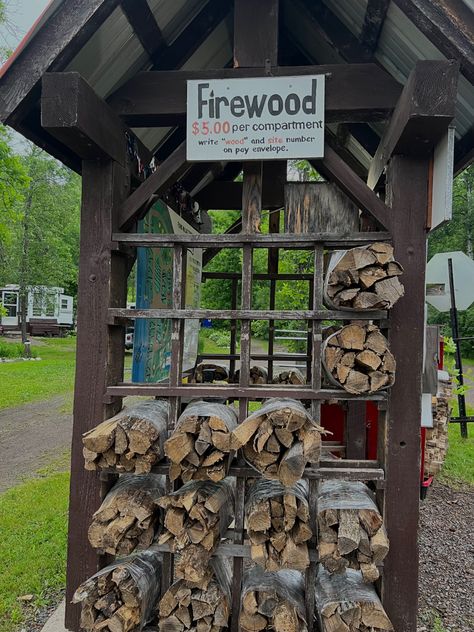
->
[187,75,325,161]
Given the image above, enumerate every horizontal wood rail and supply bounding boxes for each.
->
[108,308,389,322]
[113,231,392,249]
[106,383,388,401]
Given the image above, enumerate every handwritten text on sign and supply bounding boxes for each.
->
[186,75,325,161]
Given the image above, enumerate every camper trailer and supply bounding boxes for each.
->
[0,285,73,336]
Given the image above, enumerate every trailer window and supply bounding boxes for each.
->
[2,292,18,317]
[32,292,43,316]
[45,293,56,317]
[61,298,69,310]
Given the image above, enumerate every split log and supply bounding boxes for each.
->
[83,400,169,474]
[424,374,452,477]
[272,369,305,385]
[317,481,389,582]
[189,364,229,384]
[154,558,231,632]
[324,243,404,310]
[157,479,234,586]
[240,566,307,632]
[245,479,312,571]
[72,550,162,632]
[88,474,164,556]
[234,365,268,384]
[315,566,393,631]
[231,399,325,486]
[164,401,237,483]
[323,324,395,394]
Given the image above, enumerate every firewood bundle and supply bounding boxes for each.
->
[245,479,312,571]
[231,399,325,486]
[233,365,268,384]
[83,401,169,474]
[315,566,393,631]
[323,324,395,394]
[164,402,238,483]
[155,559,231,632]
[157,479,234,586]
[72,550,162,632]
[272,369,305,385]
[190,364,229,383]
[317,481,389,583]
[424,374,452,477]
[324,243,404,310]
[240,566,307,632]
[88,474,164,556]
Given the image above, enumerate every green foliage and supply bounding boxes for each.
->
[0,469,69,632]
[0,340,38,359]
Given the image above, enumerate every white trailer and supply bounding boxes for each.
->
[0,284,74,335]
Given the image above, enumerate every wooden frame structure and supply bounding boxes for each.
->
[0,1,470,631]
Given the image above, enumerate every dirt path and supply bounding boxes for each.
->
[0,396,72,492]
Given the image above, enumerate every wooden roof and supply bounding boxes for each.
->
[0,0,472,177]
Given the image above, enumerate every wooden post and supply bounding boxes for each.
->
[65,160,129,630]
[381,155,429,632]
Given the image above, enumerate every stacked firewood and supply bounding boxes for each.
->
[245,479,312,571]
[233,366,268,384]
[72,550,162,632]
[157,479,234,586]
[424,374,452,477]
[190,364,229,383]
[323,323,395,394]
[240,567,307,632]
[231,399,325,486]
[83,401,169,474]
[272,369,305,385]
[88,474,164,556]
[164,402,237,483]
[315,566,393,631]
[155,559,231,632]
[317,481,389,583]
[325,243,404,310]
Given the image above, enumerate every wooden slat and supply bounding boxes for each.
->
[196,180,284,210]
[107,64,402,126]
[234,0,279,67]
[360,0,391,53]
[120,0,165,62]
[367,60,459,189]
[106,383,388,401]
[108,307,389,321]
[346,401,367,459]
[113,231,392,248]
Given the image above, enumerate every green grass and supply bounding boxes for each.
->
[439,400,474,487]
[0,337,76,410]
[0,340,38,359]
[0,467,70,632]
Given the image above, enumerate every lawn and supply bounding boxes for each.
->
[0,337,76,410]
[440,401,474,486]
[0,464,69,632]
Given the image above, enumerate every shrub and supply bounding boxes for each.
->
[0,340,38,359]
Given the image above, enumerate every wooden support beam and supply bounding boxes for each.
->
[118,142,189,231]
[120,0,165,63]
[234,0,279,67]
[346,401,367,459]
[41,72,151,167]
[367,60,459,190]
[312,144,392,231]
[360,0,390,52]
[107,64,401,126]
[0,0,119,125]
[195,181,284,210]
[393,0,474,84]
[382,154,429,632]
[65,159,130,630]
[152,0,233,71]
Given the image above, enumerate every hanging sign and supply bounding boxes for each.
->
[187,75,325,161]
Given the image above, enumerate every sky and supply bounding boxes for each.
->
[0,0,50,51]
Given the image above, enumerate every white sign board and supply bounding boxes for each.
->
[186,75,325,161]
[430,126,455,231]
[426,251,474,312]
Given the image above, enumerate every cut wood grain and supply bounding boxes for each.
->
[324,243,404,310]
[231,399,325,485]
[245,479,312,571]
[424,375,452,477]
[189,364,229,383]
[234,365,268,384]
[72,550,162,632]
[82,400,168,473]
[272,369,305,385]
[323,324,395,394]
[157,479,234,586]
[164,401,238,483]
[317,481,389,582]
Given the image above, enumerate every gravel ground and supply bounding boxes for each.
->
[418,480,474,632]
